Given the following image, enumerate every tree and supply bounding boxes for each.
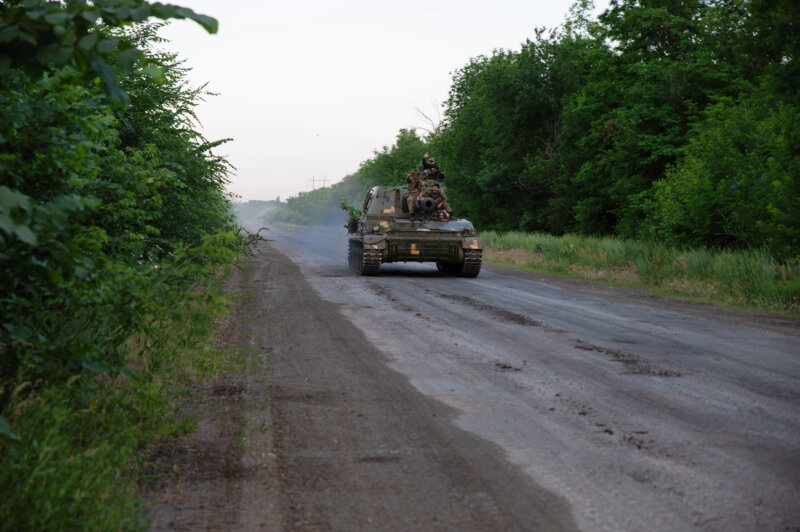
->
[0,0,217,104]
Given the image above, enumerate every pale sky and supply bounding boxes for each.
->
[160,1,607,201]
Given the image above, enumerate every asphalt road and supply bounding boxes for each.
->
[261,225,800,531]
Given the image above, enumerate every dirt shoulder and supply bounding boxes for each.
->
[142,242,578,530]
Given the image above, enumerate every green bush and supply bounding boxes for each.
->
[646,92,800,258]
[0,4,249,528]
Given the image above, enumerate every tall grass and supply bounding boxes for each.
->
[483,231,800,315]
[0,265,248,531]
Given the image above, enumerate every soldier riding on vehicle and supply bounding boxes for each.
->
[346,183,482,277]
[421,152,445,185]
[423,182,452,218]
[405,169,425,215]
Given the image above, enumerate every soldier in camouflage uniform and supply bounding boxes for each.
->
[424,183,452,216]
[405,169,425,215]
[421,152,445,185]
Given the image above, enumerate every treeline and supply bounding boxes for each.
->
[1,2,248,528]
[275,0,799,259]
[266,128,428,225]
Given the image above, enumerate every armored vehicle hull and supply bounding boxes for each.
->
[347,186,482,277]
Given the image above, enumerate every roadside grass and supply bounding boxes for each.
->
[0,270,247,531]
[482,231,800,316]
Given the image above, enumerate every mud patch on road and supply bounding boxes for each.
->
[143,429,244,485]
[140,378,248,529]
[442,294,568,333]
[270,384,350,406]
[621,432,654,450]
[212,383,245,397]
[366,281,416,313]
[355,454,403,464]
[495,362,522,372]
[574,340,683,377]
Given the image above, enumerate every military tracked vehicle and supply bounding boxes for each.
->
[346,186,482,277]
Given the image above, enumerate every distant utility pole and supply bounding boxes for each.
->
[308,176,329,190]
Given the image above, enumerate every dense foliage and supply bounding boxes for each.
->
[433,0,798,257]
[1,2,249,527]
[273,0,798,260]
[0,0,216,104]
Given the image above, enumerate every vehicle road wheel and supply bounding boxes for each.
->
[349,239,380,275]
[454,249,482,278]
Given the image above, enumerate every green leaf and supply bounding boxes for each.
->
[142,63,163,80]
[0,415,21,443]
[107,83,130,106]
[51,23,69,38]
[150,5,178,19]
[53,45,74,65]
[43,11,71,25]
[17,29,38,46]
[0,24,21,42]
[175,7,218,34]
[80,10,101,24]
[112,6,131,21]
[0,186,38,245]
[23,7,47,20]
[130,4,151,22]
[149,5,217,33]
[77,31,98,51]
[10,225,37,245]
[115,47,139,71]
[81,359,110,373]
[96,37,119,55]
[91,57,131,106]
[36,42,59,63]
[119,367,137,380]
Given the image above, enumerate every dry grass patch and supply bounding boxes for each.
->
[566,263,640,284]
[663,278,721,300]
[485,248,544,266]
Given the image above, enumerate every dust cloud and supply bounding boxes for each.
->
[232,200,278,234]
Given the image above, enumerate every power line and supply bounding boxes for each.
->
[308,175,329,190]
